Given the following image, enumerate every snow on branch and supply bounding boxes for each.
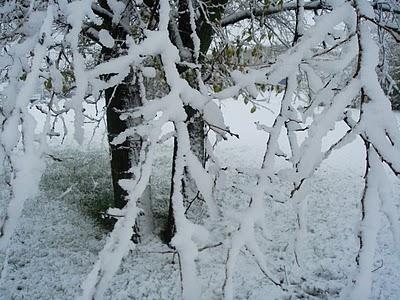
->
[0,0,399,298]
[0,4,54,252]
[222,2,361,296]
[79,0,224,298]
[79,139,156,299]
[221,0,400,27]
[219,0,400,297]
[343,1,400,297]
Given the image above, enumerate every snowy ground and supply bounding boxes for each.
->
[0,95,399,299]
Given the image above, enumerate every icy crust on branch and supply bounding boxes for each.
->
[63,0,98,145]
[214,2,356,101]
[79,0,399,297]
[217,1,400,299]
[222,2,358,298]
[0,0,108,255]
[344,7,400,297]
[0,5,54,252]
[169,123,209,300]
[79,0,223,298]
[1,0,400,299]
[79,139,156,300]
[0,0,224,298]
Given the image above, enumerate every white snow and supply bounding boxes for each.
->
[1,92,399,299]
[98,29,115,48]
[1,1,400,299]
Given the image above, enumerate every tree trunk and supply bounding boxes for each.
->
[100,0,152,237]
[163,106,205,243]
[104,70,153,236]
[182,106,206,221]
[104,72,142,208]
[163,0,228,243]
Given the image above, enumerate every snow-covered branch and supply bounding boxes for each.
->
[0,3,54,252]
[1,0,399,298]
[221,0,400,27]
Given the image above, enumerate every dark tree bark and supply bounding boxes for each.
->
[94,0,227,242]
[97,1,154,238]
[163,0,228,243]
[162,106,205,243]
[94,3,152,240]
[98,0,140,210]
[104,72,143,209]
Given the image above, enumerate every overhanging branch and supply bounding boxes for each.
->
[221,0,400,27]
[221,1,325,27]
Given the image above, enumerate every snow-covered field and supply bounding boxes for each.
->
[0,96,399,299]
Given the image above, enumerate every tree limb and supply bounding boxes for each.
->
[221,0,400,27]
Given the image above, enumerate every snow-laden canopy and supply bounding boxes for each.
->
[0,0,400,299]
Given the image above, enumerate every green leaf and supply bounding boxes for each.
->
[213,84,222,93]
[44,78,52,91]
